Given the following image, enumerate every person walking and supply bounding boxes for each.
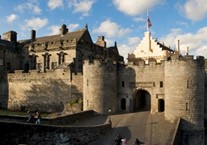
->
[115,134,122,145]
[35,110,41,124]
[121,137,127,145]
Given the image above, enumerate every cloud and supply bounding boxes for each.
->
[6,14,18,23]
[161,27,207,57]
[112,0,162,16]
[48,0,63,10]
[15,1,41,14]
[68,0,95,16]
[117,37,140,61]
[92,19,131,38]
[48,23,79,35]
[132,17,146,22]
[48,25,60,35]
[178,0,207,21]
[68,23,79,31]
[23,17,48,30]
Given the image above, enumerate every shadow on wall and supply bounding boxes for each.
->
[23,79,82,113]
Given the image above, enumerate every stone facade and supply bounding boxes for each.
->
[0,24,206,144]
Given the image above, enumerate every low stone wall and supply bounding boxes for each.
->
[0,120,111,145]
[0,110,94,125]
[44,110,94,125]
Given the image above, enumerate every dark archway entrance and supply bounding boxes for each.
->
[134,89,151,111]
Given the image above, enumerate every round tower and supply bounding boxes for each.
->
[165,55,205,145]
[83,59,117,114]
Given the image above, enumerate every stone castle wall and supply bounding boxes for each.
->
[118,60,165,113]
[83,59,117,114]
[7,68,83,112]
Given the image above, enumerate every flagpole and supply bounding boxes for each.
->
[147,9,149,32]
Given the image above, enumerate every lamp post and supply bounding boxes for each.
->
[108,108,112,124]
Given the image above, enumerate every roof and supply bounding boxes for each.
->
[157,41,174,52]
[19,28,89,46]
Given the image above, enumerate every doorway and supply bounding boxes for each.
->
[134,89,151,111]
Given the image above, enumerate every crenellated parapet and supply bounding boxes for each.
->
[8,68,71,82]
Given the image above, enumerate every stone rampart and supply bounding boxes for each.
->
[7,68,83,112]
[0,120,111,145]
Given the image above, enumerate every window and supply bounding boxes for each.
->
[122,81,125,87]
[6,62,11,70]
[58,52,65,65]
[160,81,163,88]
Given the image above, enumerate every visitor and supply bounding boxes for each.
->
[115,133,122,145]
[35,110,41,124]
[26,111,35,123]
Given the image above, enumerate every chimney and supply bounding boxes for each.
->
[59,24,68,35]
[31,30,36,40]
[176,39,180,53]
[96,36,106,48]
[2,31,17,42]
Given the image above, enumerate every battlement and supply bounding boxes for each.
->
[168,55,205,66]
[8,68,71,82]
[84,59,117,66]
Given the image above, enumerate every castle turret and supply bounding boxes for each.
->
[165,55,205,145]
[83,59,117,114]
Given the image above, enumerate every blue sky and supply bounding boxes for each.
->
[0,0,207,60]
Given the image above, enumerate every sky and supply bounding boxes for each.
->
[0,0,207,61]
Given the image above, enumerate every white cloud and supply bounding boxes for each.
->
[48,0,63,10]
[68,0,95,16]
[132,17,146,22]
[68,23,80,31]
[48,23,79,35]
[48,25,60,35]
[112,0,162,16]
[178,0,207,21]
[6,14,18,23]
[117,37,140,61]
[92,19,131,38]
[15,1,41,14]
[161,27,207,57]
[24,17,48,30]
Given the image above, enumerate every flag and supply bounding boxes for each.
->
[147,17,152,28]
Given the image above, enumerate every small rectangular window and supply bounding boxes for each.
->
[160,81,163,88]
[122,81,125,87]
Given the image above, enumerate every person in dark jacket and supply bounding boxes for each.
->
[115,134,122,145]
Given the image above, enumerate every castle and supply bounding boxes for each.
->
[0,24,206,144]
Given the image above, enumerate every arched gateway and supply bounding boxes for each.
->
[134,89,151,111]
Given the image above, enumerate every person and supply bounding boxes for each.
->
[121,137,127,145]
[134,138,144,145]
[115,134,122,145]
[26,111,35,123]
[35,110,41,124]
